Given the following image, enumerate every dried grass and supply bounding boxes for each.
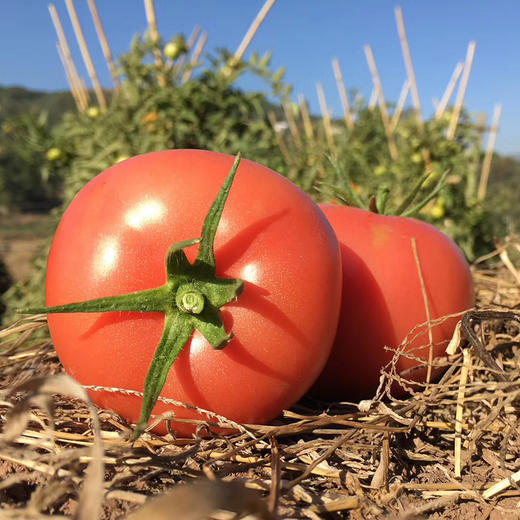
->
[2,239,520,519]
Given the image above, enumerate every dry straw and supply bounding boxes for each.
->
[3,246,520,518]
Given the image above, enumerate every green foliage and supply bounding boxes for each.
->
[0,111,62,211]
[277,101,506,260]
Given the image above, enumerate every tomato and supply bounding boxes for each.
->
[45,150,342,435]
[312,205,475,399]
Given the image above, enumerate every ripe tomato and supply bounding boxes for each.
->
[45,150,342,435]
[312,205,475,399]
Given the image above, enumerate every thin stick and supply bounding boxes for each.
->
[368,86,379,109]
[483,468,520,500]
[267,111,291,166]
[477,104,502,201]
[364,45,397,160]
[435,62,464,119]
[173,25,201,75]
[454,349,471,478]
[48,4,89,111]
[144,0,165,87]
[475,112,487,144]
[332,58,354,131]
[411,238,433,384]
[395,7,434,172]
[56,41,82,111]
[181,32,207,84]
[282,101,302,147]
[390,79,410,131]
[447,41,476,140]
[298,94,315,141]
[316,82,336,155]
[499,245,520,285]
[87,0,120,89]
[395,6,423,127]
[233,0,277,63]
[65,0,107,109]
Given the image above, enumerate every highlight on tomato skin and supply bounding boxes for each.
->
[43,149,343,437]
[312,204,475,401]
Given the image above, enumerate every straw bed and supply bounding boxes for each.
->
[1,244,520,519]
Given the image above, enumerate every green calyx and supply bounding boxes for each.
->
[20,153,244,440]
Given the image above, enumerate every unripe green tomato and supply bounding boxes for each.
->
[164,41,181,60]
[430,200,445,219]
[411,152,422,164]
[374,165,387,176]
[87,107,100,119]
[46,147,62,161]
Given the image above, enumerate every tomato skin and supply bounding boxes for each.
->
[313,204,475,399]
[45,150,342,435]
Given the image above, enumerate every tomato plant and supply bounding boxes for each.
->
[35,150,342,436]
[312,204,475,400]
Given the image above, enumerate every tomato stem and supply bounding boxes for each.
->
[19,153,245,441]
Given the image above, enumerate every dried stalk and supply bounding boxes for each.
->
[173,25,201,76]
[65,0,107,109]
[181,32,207,84]
[316,82,336,155]
[48,4,89,111]
[411,238,433,384]
[87,0,120,89]
[233,0,277,64]
[435,62,464,119]
[390,79,410,131]
[332,58,354,131]
[282,101,302,147]
[395,6,423,127]
[447,41,476,140]
[454,349,471,478]
[144,0,165,86]
[298,94,315,141]
[364,44,398,159]
[477,104,502,201]
[56,41,82,111]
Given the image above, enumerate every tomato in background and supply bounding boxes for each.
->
[45,150,342,435]
[312,204,475,400]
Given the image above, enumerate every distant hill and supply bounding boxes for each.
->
[0,85,76,125]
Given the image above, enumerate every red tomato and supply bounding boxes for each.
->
[313,204,475,399]
[45,150,342,435]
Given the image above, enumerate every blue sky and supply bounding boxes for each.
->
[1,1,518,155]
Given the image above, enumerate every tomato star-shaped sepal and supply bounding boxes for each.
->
[22,154,244,440]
